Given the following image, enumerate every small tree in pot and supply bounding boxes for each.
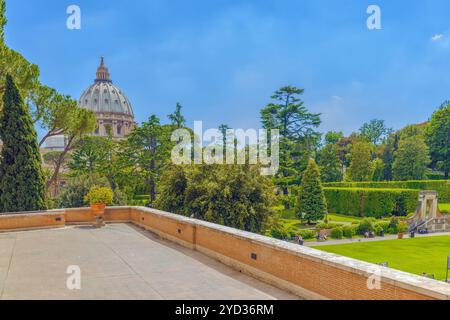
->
[85,186,113,227]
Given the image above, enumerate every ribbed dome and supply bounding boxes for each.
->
[78,57,134,116]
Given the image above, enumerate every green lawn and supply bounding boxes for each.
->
[313,236,450,280]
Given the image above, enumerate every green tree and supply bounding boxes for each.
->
[381,134,398,181]
[156,164,275,233]
[118,115,173,203]
[0,75,46,212]
[44,105,96,191]
[0,0,6,43]
[168,102,186,129]
[393,136,430,181]
[261,86,321,140]
[425,103,450,179]
[56,174,126,209]
[359,119,392,146]
[260,86,321,191]
[154,165,188,215]
[371,158,384,181]
[318,144,343,182]
[297,159,327,223]
[324,131,343,145]
[346,141,373,181]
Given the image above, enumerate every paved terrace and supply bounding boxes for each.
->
[0,223,298,300]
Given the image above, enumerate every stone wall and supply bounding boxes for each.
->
[0,206,449,300]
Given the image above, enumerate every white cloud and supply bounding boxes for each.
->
[431,34,444,41]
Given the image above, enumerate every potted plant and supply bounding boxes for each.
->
[397,221,409,239]
[85,186,113,228]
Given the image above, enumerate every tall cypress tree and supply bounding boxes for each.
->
[0,75,46,212]
[297,159,327,223]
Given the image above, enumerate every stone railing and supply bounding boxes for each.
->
[0,206,449,300]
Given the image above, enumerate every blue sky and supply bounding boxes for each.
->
[4,0,450,135]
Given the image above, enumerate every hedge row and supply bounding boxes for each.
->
[323,188,418,218]
[323,180,450,203]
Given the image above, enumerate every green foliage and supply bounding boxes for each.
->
[316,222,341,230]
[371,158,383,181]
[298,229,316,240]
[388,216,400,234]
[342,225,356,238]
[318,144,343,182]
[118,115,174,203]
[323,187,417,218]
[393,136,430,181]
[381,134,398,181]
[154,165,188,215]
[323,180,450,202]
[357,218,375,234]
[330,227,344,239]
[156,164,275,234]
[324,131,343,145]
[260,86,321,191]
[346,141,373,182]
[375,221,390,233]
[0,75,46,212]
[397,221,409,234]
[359,119,392,145]
[85,186,113,205]
[168,102,186,128]
[425,103,450,179]
[297,159,327,222]
[0,0,6,43]
[56,175,126,208]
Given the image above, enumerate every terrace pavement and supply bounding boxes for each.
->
[0,223,300,300]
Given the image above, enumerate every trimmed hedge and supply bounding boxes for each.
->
[324,188,418,218]
[323,180,450,202]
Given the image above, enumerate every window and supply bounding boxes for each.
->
[117,125,122,136]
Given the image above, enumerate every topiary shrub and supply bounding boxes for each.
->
[330,227,344,239]
[85,186,114,206]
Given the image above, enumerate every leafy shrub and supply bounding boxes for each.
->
[375,221,390,234]
[357,218,375,234]
[374,224,383,236]
[330,227,344,239]
[388,216,399,234]
[298,229,316,240]
[342,225,356,238]
[323,187,417,218]
[316,222,341,230]
[397,221,409,234]
[323,180,450,202]
[269,224,290,240]
[85,187,113,205]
